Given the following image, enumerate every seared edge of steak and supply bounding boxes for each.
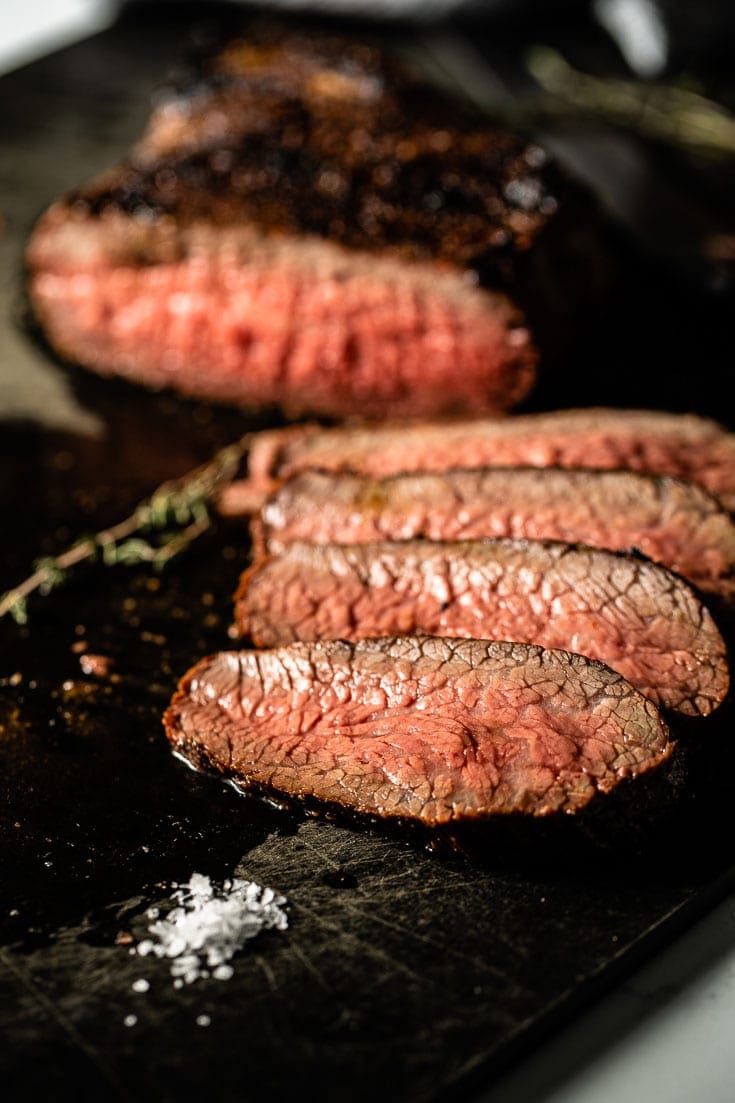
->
[26,24,609,418]
[219,407,735,515]
[41,23,560,273]
[163,637,672,827]
[256,466,735,601]
[234,538,729,718]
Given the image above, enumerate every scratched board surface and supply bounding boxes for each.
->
[1,7,735,1102]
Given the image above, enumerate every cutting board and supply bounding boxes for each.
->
[1,8,734,1102]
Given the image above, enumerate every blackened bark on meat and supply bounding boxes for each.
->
[26,22,609,419]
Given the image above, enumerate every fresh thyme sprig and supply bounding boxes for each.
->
[0,434,253,625]
[525,47,735,158]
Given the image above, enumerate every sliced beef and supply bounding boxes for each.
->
[221,407,735,514]
[256,467,735,602]
[235,539,729,717]
[26,24,605,420]
[164,637,671,826]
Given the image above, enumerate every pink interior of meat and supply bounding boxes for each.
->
[219,411,735,516]
[276,428,735,508]
[259,468,735,600]
[236,542,727,717]
[31,254,536,418]
[167,642,669,823]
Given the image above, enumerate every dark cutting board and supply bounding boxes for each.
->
[2,7,735,1102]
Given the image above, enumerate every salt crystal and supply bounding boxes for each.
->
[124,1014,138,1027]
[131,978,150,993]
[196,1014,211,1027]
[128,872,288,986]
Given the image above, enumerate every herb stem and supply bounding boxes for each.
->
[0,433,254,624]
[525,47,735,157]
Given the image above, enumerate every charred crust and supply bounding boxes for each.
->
[51,23,583,294]
[232,550,278,639]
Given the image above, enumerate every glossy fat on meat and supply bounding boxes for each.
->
[220,408,735,515]
[164,638,672,826]
[256,467,735,602]
[235,539,729,717]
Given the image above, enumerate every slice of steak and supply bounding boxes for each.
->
[164,637,672,827]
[235,539,729,717]
[256,467,735,602]
[220,407,735,515]
[26,23,605,420]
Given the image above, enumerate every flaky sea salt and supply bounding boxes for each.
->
[134,872,288,984]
